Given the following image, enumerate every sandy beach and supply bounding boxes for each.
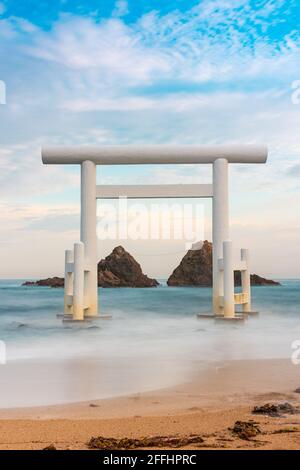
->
[0,358,300,450]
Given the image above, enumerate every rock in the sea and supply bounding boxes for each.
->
[23,246,159,288]
[98,246,159,288]
[167,240,213,286]
[235,272,280,286]
[23,277,64,288]
[167,240,280,286]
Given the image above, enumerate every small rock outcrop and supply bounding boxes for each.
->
[167,240,280,286]
[23,246,159,288]
[235,272,280,286]
[23,277,64,288]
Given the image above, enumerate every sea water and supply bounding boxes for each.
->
[0,279,299,407]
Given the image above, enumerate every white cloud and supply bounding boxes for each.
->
[0,139,79,199]
[26,16,170,86]
[112,0,129,18]
[1,1,299,117]
[17,0,299,92]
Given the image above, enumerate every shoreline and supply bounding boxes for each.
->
[1,358,300,449]
[0,357,298,418]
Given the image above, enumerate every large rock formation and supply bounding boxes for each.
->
[97,246,159,287]
[167,240,280,286]
[23,246,159,288]
[167,240,213,286]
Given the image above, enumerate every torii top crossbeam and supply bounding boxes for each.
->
[42,144,267,165]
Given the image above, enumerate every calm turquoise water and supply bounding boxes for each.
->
[0,279,299,361]
[0,279,299,407]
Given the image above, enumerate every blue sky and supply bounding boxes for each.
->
[1,0,299,39]
[0,0,300,278]
[1,1,202,25]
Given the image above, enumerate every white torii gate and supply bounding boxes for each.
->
[42,144,268,322]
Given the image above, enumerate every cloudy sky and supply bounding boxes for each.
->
[0,0,300,279]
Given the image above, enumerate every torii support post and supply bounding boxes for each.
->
[64,249,73,317]
[223,240,235,318]
[241,248,251,313]
[73,242,85,321]
[212,158,229,315]
[81,160,98,318]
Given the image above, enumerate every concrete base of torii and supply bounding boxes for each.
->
[57,314,112,322]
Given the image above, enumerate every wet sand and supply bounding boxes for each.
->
[0,358,300,450]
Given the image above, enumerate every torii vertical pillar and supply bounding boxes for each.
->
[81,160,98,317]
[212,158,229,315]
